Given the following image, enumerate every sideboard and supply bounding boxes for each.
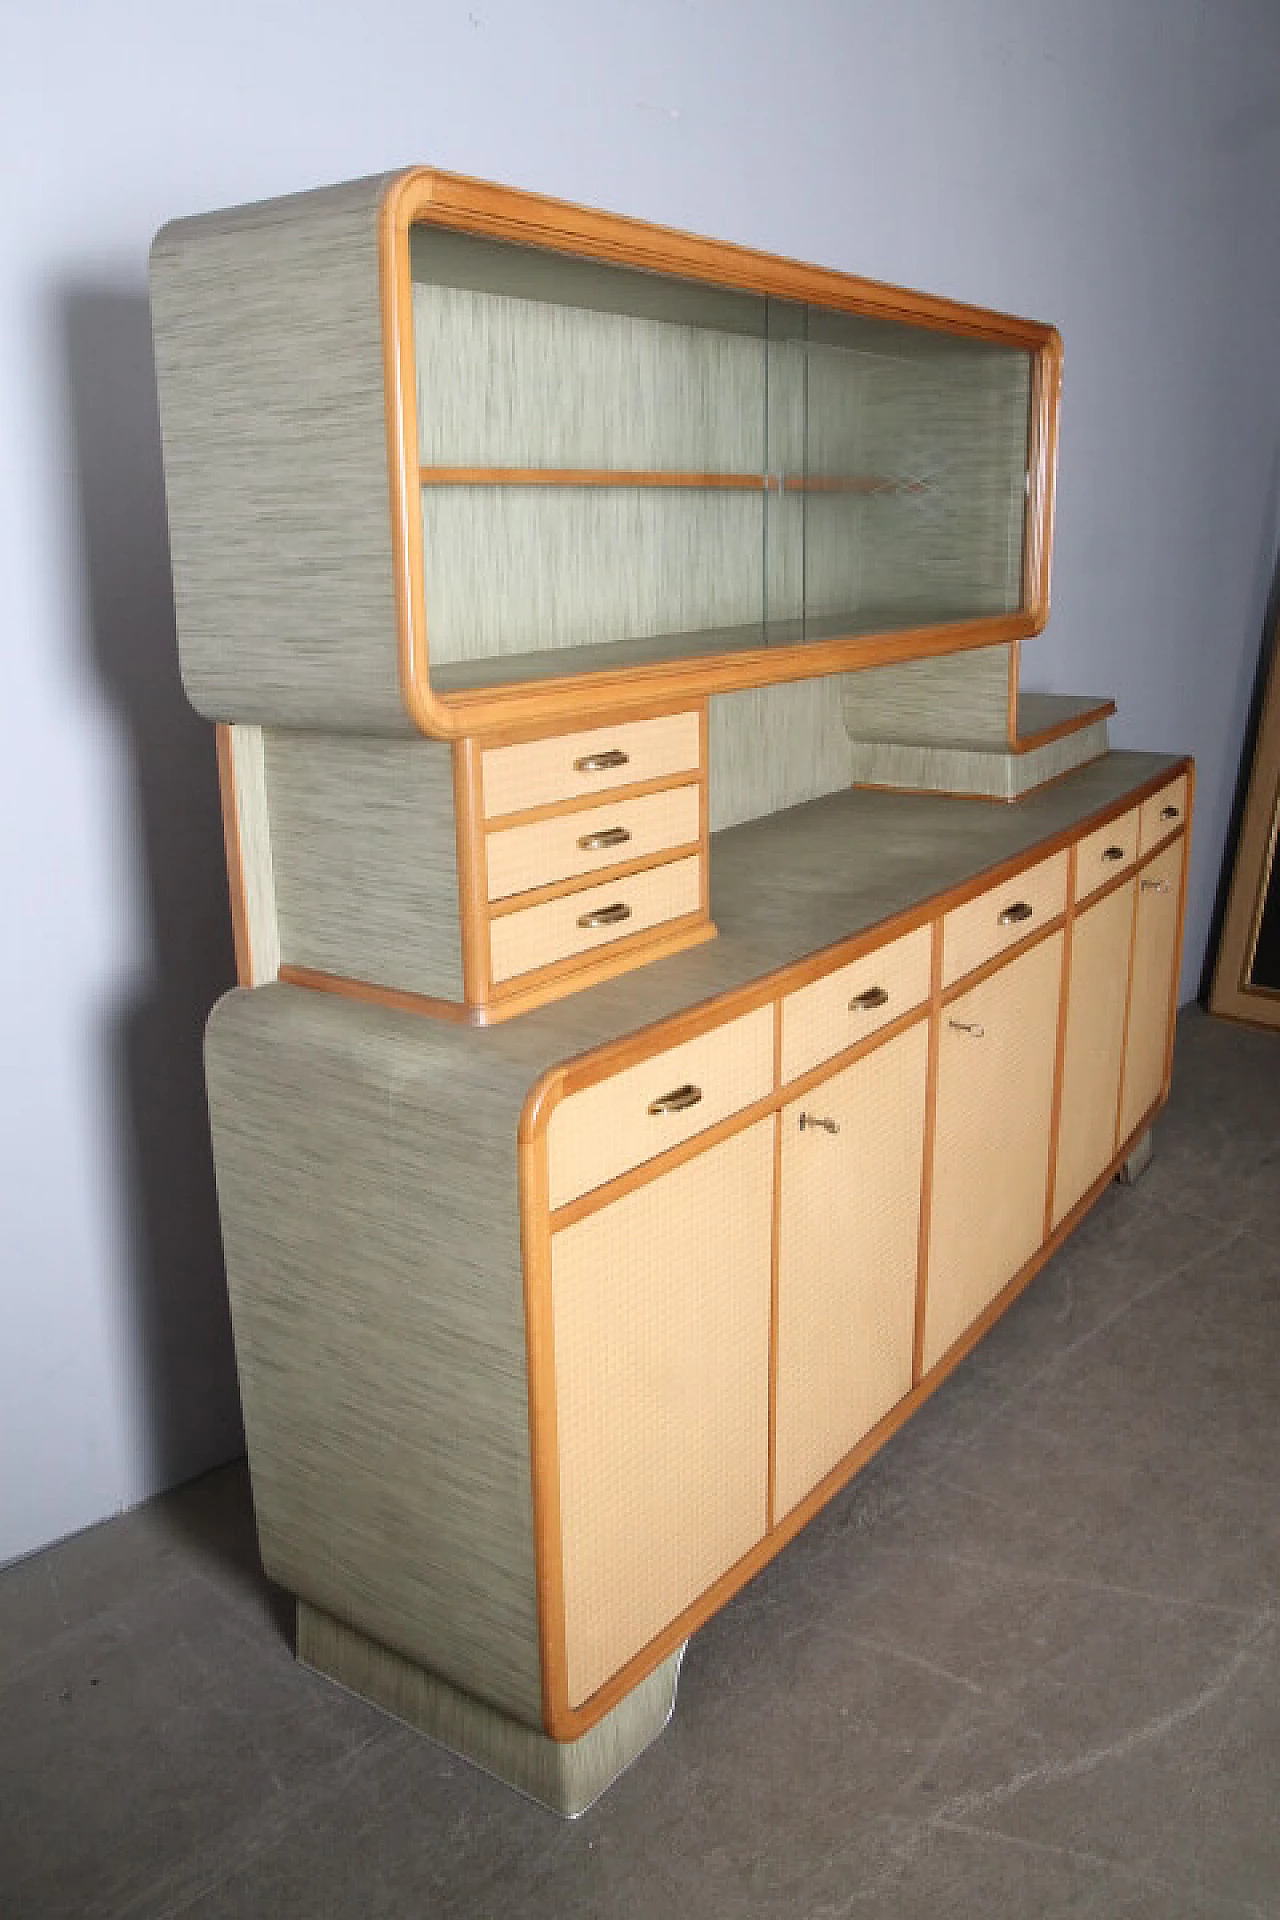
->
[150,168,1191,1814]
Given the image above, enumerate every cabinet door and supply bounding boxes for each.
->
[774,1022,928,1522]
[550,1121,773,1710]
[1118,841,1184,1143]
[923,931,1064,1375]
[1052,878,1136,1229]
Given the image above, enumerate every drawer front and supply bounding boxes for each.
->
[941,849,1069,989]
[780,923,932,1084]
[486,782,700,902]
[1138,775,1189,853]
[1074,807,1140,903]
[547,1002,775,1209]
[489,855,703,986]
[481,712,701,820]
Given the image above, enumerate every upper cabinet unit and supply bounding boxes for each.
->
[150,168,1062,741]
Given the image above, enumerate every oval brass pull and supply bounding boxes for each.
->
[997,901,1034,926]
[1141,877,1172,894]
[1102,845,1125,862]
[799,1113,840,1134]
[1160,803,1180,821]
[849,985,889,1012]
[577,826,631,851]
[647,1083,702,1116]
[576,901,632,928]
[574,748,629,773]
[948,1019,985,1038]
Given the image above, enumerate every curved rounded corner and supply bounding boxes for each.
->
[519,1064,569,1148]
[375,171,464,742]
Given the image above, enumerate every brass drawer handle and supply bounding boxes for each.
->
[1160,803,1180,821]
[1102,845,1126,863]
[577,901,632,928]
[577,826,632,851]
[949,1019,985,1038]
[799,1113,840,1134]
[648,1083,702,1116]
[997,901,1034,926]
[849,985,889,1012]
[1141,877,1172,894]
[574,748,630,773]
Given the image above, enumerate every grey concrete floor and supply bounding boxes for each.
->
[3,1006,1278,1919]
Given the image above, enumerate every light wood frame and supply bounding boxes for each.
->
[378,168,1064,741]
[1210,629,1280,1029]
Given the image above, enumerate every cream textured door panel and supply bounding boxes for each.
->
[941,850,1068,988]
[547,1003,774,1209]
[780,924,932,1084]
[489,856,702,983]
[1138,776,1189,853]
[481,712,701,818]
[551,1121,773,1709]
[485,783,701,901]
[924,930,1064,1373]
[775,1022,928,1521]
[1053,880,1136,1227]
[1074,808,1139,902]
[1119,841,1183,1141]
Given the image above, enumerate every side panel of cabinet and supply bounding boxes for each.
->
[1052,879,1136,1228]
[1118,841,1185,1142]
[774,1020,928,1522]
[549,1121,774,1710]
[923,930,1064,1374]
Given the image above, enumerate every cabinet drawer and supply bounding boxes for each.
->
[941,849,1068,989]
[486,782,700,902]
[1138,775,1188,853]
[490,855,702,985]
[547,1003,775,1209]
[481,712,701,820]
[1074,807,1140,902]
[780,924,932,1084]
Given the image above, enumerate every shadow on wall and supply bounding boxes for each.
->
[61,285,246,1493]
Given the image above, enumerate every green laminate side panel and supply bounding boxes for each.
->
[846,716,1110,800]
[150,176,409,732]
[265,730,464,999]
[842,645,1012,749]
[709,677,855,830]
[299,1603,684,1818]
[204,988,541,1725]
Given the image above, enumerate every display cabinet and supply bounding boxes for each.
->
[150,168,1192,1815]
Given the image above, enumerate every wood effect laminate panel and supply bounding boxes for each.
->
[546,1004,774,1209]
[482,712,701,818]
[264,731,464,1000]
[924,930,1064,1372]
[486,784,700,901]
[780,924,932,1083]
[941,849,1069,987]
[1119,841,1184,1139]
[1053,880,1136,1228]
[550,1122,774,1708]
[775,1023,928,1520]
[150,176,408,731]
[489,856,703,984]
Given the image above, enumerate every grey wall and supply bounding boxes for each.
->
[3,0,1278,1563]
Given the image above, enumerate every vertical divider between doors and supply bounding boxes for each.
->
[911,917,944,1386]
[767,996,783,1536]
[1043,842,1077,1239]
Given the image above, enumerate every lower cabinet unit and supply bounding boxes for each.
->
[549,1121,774,1710]
[774,1019,928,1521]
[1053,876,1136,1228]
[1119,840,1185,1142]
[923,930,1065,1374]
[201,758,1191,1814]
